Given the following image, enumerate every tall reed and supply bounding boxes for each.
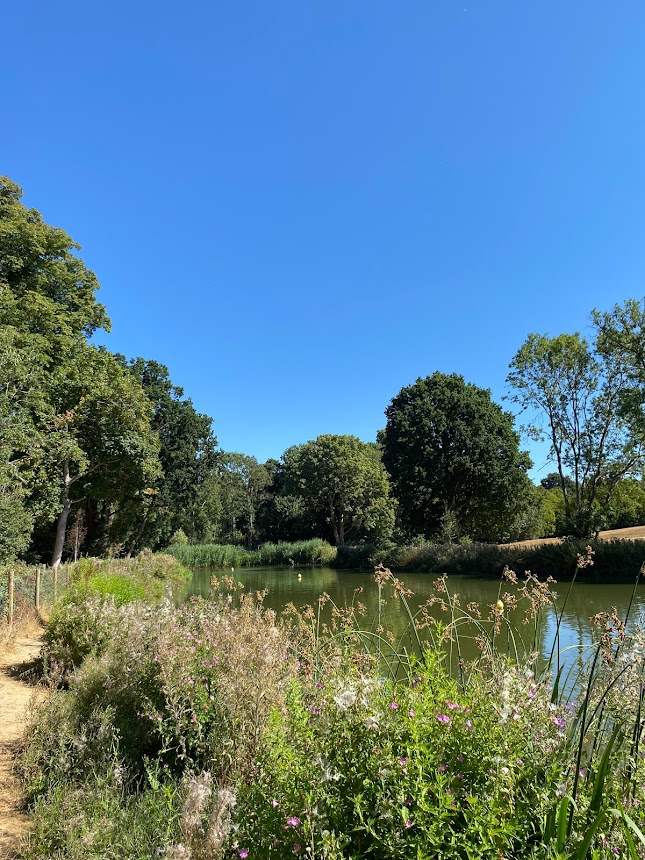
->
[166,539,337,568]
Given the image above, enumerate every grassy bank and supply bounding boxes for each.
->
[166,538,337,568]
[335,537,645,581]
[18,554,645,859]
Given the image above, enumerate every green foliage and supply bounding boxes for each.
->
[281,434,396,546]
[232,651,565,859]
[508,326,644,537]
[22,765,183,860]
[112,358,217,554]
[169,528,189,545]
[207,451,271,547]
[42,554,190,674]
[0,176,109,350]
[166,538,337,568]
[382,372,534,542]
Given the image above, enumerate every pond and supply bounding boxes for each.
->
[184,565,645,678]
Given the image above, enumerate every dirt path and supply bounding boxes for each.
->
[0,631,43,859]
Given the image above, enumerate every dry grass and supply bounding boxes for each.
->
[0,603,47,659]
[502,524,645,550]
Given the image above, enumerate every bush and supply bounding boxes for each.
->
[28,591,297,797]
[170,528,189,546]
[230,651,566,859]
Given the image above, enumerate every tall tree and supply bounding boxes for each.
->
[0,177,109,352]
[0,175,122,562]
[0,326,50,561]
[46,347,160,570]
[507,330,643,536]
[282,435,395,546]
[114,359,217,551]
[593,298,645,436]
[213,453,271,548]
[382,373,533,542]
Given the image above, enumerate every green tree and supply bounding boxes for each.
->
[282,435,395,546]
[113,358,217,551]
[0,177,109,351]
[0,327,49,560]
[382,373,533,542]
[46,347,160,570]
[255,458,323,544]
[0,175,122,562]
[507,331,642,536]
[209,453,271,547]
[593,298,645,437]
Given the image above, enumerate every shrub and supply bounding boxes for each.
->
[170,528,189,546]
[229,651,566,859]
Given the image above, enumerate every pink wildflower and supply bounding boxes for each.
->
[390,702,399,710]
[239,852,249,859]
[286,816,300,827]
[436,714,450,724]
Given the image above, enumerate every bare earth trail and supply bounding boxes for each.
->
[0,631,43,859]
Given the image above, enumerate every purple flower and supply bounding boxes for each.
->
[294,845,302,854]
[272,799,279,808]
[405,819,413,828]
[239,852,249,859]
[465,720,473,730]
[439,763,447,772]
[554,717,566,729]
[399,757,409,768]
[408,709,415,718]
[436,714,451,724]
[286,816,300,827]
[390,702,399,710]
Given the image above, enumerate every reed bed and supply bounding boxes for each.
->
[166,538,337,569]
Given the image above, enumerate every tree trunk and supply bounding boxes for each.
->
[329,497,341,546]
[51,460,73,572]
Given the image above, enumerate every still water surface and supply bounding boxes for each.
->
[185,566,645,672]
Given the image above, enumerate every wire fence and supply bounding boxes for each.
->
[0,566,72,626]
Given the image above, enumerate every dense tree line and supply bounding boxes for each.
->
[2,176,645,565]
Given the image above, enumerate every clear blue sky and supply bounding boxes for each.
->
[3,1,645,478]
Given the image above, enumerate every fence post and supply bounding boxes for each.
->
[7,570,14,627]
[35,566,41,612]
